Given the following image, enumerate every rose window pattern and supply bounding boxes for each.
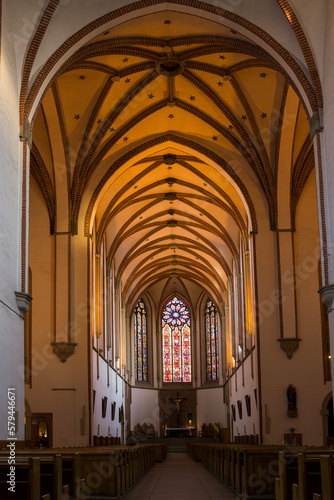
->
[134,299,147,381]
[162,296,191,382]
[206,299,219,381]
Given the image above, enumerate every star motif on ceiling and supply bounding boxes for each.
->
[123,57,129,63]
[212,136,218,141]
[74,114,80,120]
[125,78,131,83]
[148,94,154,99]
[260,73,267,78]
[228,124,233,130]
[164,20,172,24]
[241,115,247,120]
[79,75,86,80]
[97,119,103,124]
[261,112,267,118]
[219,55,226,60]
[217,81,224,87]
[109,127,115,132]
[168,114,174,119]
[123,136,129,142]
[103,30,110,36]
[230,29,238,34]
[189,95,196,101]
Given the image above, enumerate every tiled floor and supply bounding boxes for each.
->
[124,453,238,499]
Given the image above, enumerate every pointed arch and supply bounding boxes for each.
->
[162,296,191,383]
[133,298,148,382]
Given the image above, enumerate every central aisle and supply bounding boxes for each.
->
[124,453,238,499]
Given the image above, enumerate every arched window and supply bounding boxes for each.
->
[134,299,147,382]
[162,296,191,382]
[206,299,219,381]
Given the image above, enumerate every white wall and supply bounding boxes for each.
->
[0,2,26,441]
[197,386,227,430]
[92,350,125,439]
[229,353,259,438]
[131,388,159,434]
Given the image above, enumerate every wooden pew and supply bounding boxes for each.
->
[292,454,333,500]
[275,450,299,500]
[0,443,166,499]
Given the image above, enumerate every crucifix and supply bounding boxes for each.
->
[171,392,187,425]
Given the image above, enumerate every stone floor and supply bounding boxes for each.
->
[123,453,238,499]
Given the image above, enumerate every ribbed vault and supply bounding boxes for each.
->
[30,8,314,308]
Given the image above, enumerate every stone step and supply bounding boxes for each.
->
[167,446,187,453]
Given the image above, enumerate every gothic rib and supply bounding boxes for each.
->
[76,69,160,175]
[276,0,323,109]
[71,71,161,220]
[229,75,274,187]
[95,161,164,247]
[124,252,226,294]
[123,256,225,296]
[71,75,115,193]
[107,211,233,266]
[114,232,231,282]
[176,160,246,231]
[133,155,206,165]
[30,143,56,229]
[84,134,258,235]
[20,0,60,122]
[178,43,314,114]
[274,80,289,183]
[178,197,238,256]
[97,190,243,256]
[126,264,223,300]
[51,82,72,232]
[85,94,262,195]
[97,185,245,261]
[291,141,314,228]
[24,0,319,122]
[173,97,259,174]
[181,70,274,201]
[127,268,223,306]
[108,207,237,265]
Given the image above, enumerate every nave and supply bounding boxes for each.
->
[123,453,237,500]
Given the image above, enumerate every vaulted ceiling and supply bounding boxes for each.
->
[30,10,313,310]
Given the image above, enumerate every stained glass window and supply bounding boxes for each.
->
[205,299,219,381]
[134,299,147,381]
[162,296,191,382]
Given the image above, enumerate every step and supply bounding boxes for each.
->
[167,446,187,453]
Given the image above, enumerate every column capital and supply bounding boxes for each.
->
[277,338,301,359]
[318,284,334,312]
[15,291,33,316]
[51,342,77,363]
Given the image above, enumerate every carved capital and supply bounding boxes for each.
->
[51,342,77,363]
[309,108,323,139]
[15,291,33,316]
[278,338,301,359]
[318,284,334,312]
[19,118,32,148]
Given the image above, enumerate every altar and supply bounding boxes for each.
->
[164,427,195,437]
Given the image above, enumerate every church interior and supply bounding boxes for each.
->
[1,0,334,498]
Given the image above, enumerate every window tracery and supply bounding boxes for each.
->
[162,296,191,382]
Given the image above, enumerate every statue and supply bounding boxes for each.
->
[287,384,298,417]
